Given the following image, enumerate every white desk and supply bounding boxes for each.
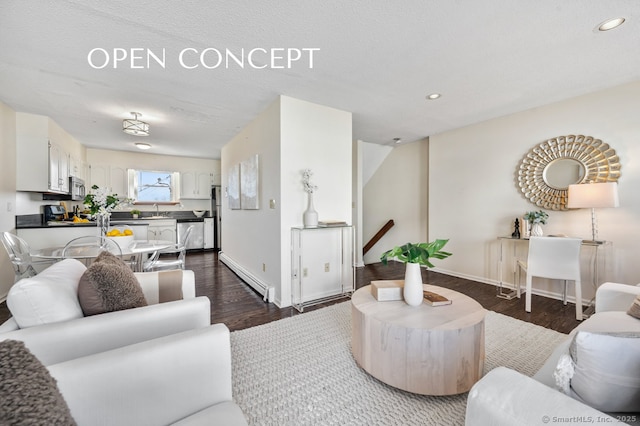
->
[33,240,174,272]
[496,236,610,316]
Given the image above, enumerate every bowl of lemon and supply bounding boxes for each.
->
[106,226,135,250]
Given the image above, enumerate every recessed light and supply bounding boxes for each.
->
[393,137,402,144]
[596,17,625,32]
[426,93,441,100]
[135,142,151,150]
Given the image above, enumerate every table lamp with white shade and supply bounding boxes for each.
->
[567,182,619,242]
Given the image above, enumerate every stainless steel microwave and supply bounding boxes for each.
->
[69,177,86,201]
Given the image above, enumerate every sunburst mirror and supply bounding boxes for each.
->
[517,135,621,211]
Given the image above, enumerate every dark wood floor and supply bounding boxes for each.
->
[0,251,581,334]
[194,251,580,334]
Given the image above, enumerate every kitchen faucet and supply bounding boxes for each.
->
[153,203,159,216]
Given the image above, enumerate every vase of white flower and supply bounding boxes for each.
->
[302,169,318,228]
[84,185,120,237]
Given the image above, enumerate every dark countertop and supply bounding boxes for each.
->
[16,211,211,229]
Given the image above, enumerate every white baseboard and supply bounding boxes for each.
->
[219,252,276,304]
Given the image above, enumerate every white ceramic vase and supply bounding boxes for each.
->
[403,262,423,306]
[531,223,544,237]
[303,192,318,228]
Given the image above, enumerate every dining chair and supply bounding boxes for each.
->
[1,231,51,283]
[62,236,123,267]
[143,225,194,272]
[517,236,583,320]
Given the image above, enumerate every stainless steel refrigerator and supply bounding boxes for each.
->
[211,185,221,250]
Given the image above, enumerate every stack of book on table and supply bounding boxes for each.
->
[318,220,348,227]
[371,280,452,306]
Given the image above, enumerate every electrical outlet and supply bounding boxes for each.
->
[262,263,266,272]
[303,268,308,277]
[269,199,276,209]
[324,263,330,272]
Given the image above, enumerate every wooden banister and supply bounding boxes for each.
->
[363,219,394,255]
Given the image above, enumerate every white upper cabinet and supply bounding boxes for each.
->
[181,171,212,199]
[89,164,128,198]
[16,113,74,193]
[48,141,70,193]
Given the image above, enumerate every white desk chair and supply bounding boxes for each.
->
[517,236,583,320]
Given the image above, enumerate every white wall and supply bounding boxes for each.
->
[280,96,352,306]
[429,80,640,302]
[362,139,429,264]
[0,101,17,300]
[221,95,352,307]
[220,97,282,304]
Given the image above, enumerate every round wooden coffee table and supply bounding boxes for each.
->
[351,284,486,395]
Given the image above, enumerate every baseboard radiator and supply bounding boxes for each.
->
[218,252,274,302]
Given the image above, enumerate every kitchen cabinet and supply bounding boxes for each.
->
[109,166,128,198]
[69,155,88,180]
[48,142,70,193]
[16,113,70,194]
[145,219,177,243]
[181,171,212,199]
[16,112,86,194]
[204,218,214,249]
[89,164,129,197]
[17,223,150,251]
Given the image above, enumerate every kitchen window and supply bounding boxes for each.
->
[128,169,181,203]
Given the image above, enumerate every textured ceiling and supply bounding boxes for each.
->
[1,0,639,159]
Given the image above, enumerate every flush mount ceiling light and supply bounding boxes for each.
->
[393,137,402,144]
[426,93,441,100]
[123,112,149,136]
[596,17,626,31]
[135,142,152,150]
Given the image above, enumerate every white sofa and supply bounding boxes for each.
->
[466,282,640,425]
[0,258,212,365]
[46,325,247,425]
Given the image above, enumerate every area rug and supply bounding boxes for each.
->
[230,302,567,426]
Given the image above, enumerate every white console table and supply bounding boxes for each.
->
[291,225,355,312]
[496,236,611,317]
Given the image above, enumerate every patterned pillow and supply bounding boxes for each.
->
[0,340,76,425]
[77,251,147,316]
[627,295,640,319]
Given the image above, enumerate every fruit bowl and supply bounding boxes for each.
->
[193,210,206,218]
[106,226,135,250]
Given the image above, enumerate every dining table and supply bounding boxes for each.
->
[32,239,175,272]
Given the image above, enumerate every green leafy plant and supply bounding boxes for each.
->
[524,210,549,224]
[130,209,141,215]
[380,239,452,268]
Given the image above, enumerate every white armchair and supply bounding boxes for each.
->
[466,282,640,425]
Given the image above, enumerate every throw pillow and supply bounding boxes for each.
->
[7,259,86,329]
[77,251,147,316]
[627,295,640,319]
[0,340,76,425]
[567,330,640,412]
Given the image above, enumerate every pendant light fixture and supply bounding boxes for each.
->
[123,112,150,136]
